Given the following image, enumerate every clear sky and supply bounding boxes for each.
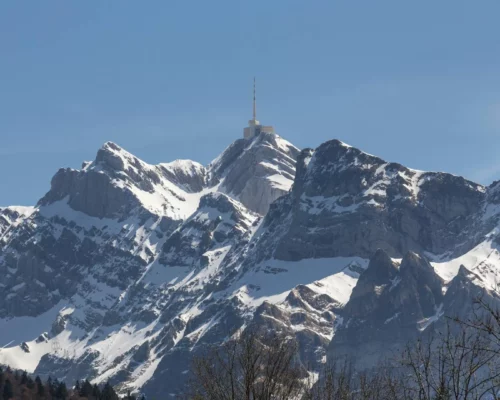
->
[1,1,500,206]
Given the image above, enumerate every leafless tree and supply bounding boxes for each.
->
[187,291,500,400]
[397,325,500,399]
[303,361,404,400]
[188,329,305,400]
[306,304,500,400]
[452,293,500,358]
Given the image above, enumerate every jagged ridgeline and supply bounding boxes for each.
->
[1,132,500,397]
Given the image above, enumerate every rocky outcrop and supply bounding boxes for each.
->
[250,284,342,370]
[342,249,398,316]
[328,250,444,369]
[442,265,490,323]
[132,341,150,363]
[209,132,300,215]
[159,192,258,267]
[268,140,485,261]
[35,350,100,384]
[38,142,200,221]
[39,166,138,220]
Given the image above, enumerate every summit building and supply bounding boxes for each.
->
[243,78,275,139]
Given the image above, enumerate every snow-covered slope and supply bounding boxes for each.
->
[0,206,35,243]
[159,159,208,193]
[2,134,500,397]
[39,141,210,221]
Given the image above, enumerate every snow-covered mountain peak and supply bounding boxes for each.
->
[92,141,139,172]
[292,138,485,224]
[208,132,300,214]
[37,141,211,222]
[90,142,206,193]
[208,131,298,176]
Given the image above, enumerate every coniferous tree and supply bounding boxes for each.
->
[2,379,13,400]
[50,378,59,396]
[26,376,35,390]
[92,383,101,399]
[49,377,59,396]
[101,381,119,400]
[35,376,44,396]
[80,379,93,397]
[75,379,80,393]
[55,381,68,400]
[20,370,28,385]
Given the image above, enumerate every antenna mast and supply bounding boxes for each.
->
[253,77,257,121]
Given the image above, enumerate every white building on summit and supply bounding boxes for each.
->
[243,78,275,139]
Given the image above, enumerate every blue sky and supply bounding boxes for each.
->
[1,1,500,206]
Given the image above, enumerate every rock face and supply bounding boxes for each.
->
[210,132,300,215]
[271,140,485,261]
[38,141,203,221]
[329,250,445,368]
[2,134,500,398]
[158,192,259,267]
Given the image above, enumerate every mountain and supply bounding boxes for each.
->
[208,132,299,214]
[0,133,499,397]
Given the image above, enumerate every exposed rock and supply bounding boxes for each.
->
[35,350,100,384]
[271,140,485,261]
[36,333,49,343]
[328,250,445,369]
[159,192,258,267]
[210,132,300,214]
[133,341,150,363]
[1,134,500,398]
[51,315,68,336]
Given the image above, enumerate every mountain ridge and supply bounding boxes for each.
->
[1,133,500,397]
